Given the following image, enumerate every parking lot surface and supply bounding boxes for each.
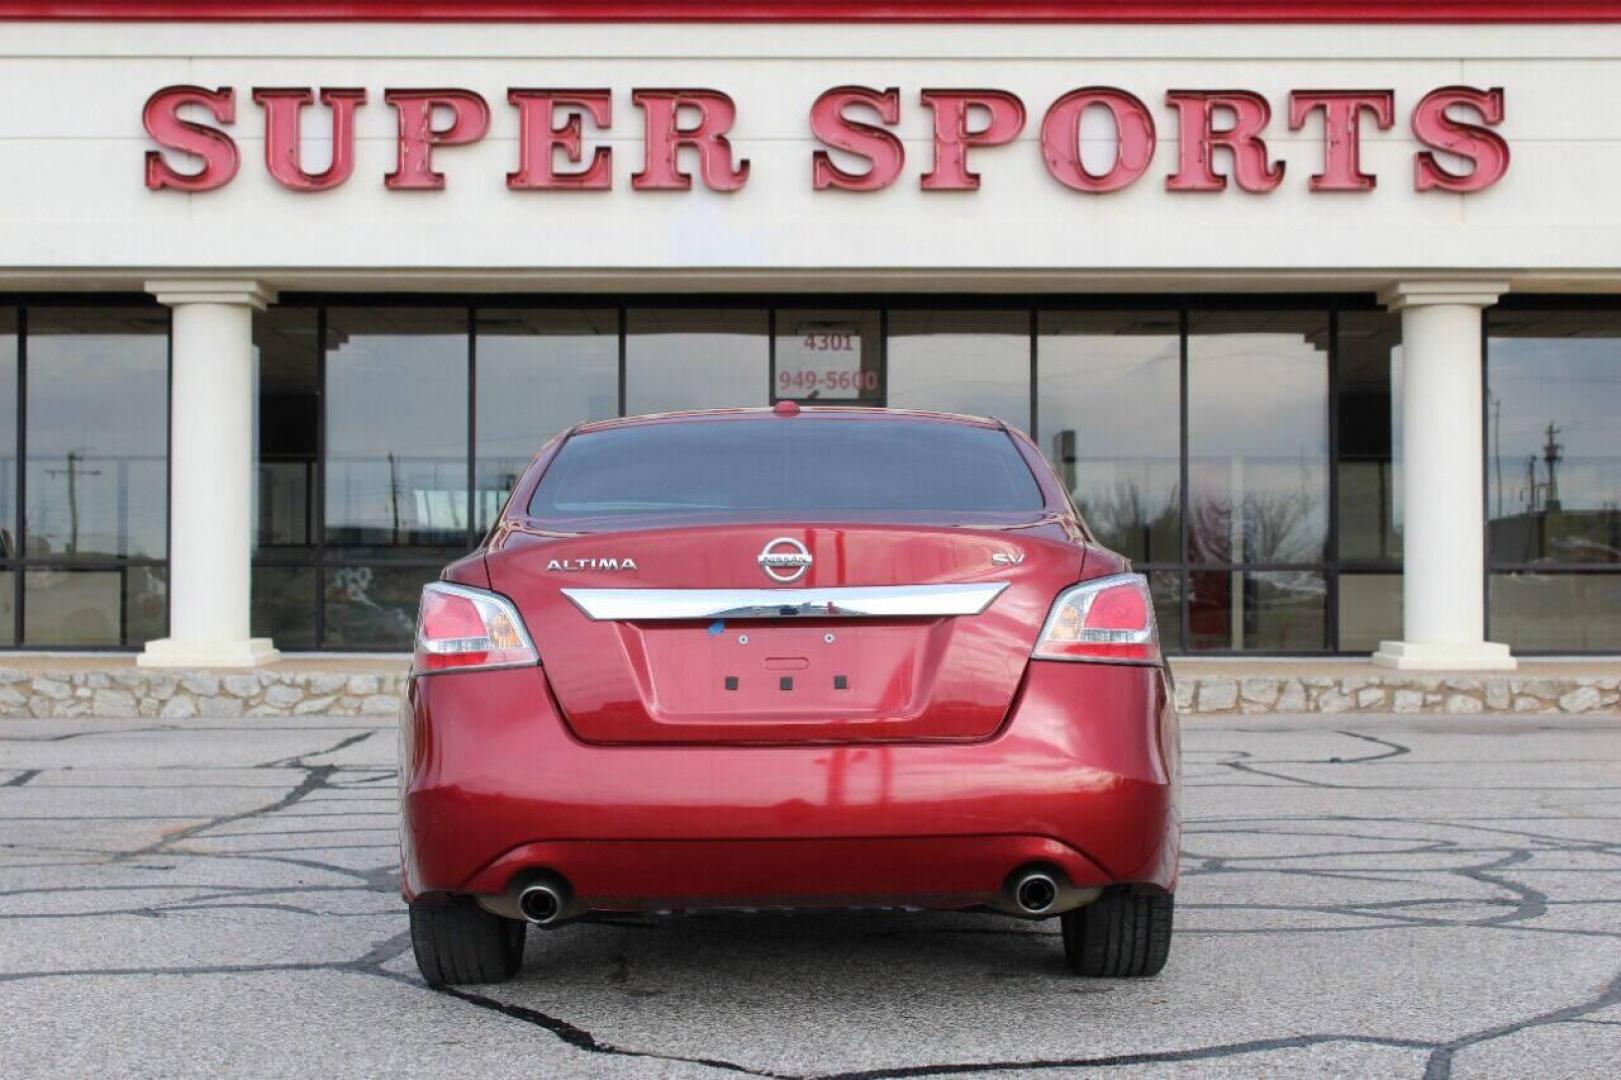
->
[1,711,1618,1078]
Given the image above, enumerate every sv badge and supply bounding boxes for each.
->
[991,551,1025,566]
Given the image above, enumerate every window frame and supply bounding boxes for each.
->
[0,295,172,650]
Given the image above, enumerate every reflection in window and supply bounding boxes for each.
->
[252,563,317,650]
[1487,310,1621,566]
[1490,572,1621,650]
[0,571,12,646]
[1188,311,1329,565]
[475,309,617,531]
[255,307,319,551]
[0,308,15,562]
[20,566,163,646]
[325,309,469,554]
[773,309,882,404]
[323,563,439,649]
[1338,573,1402,653]
[1149,570,1183,653]
[1337,312,1403,563]
[625,310,765,414]
[1038,311,1180,563]
[24,308,169,560]
[888,311,1030,429]
[1189,569,1327,651]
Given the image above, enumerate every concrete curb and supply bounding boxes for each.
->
[2,663,1617,718]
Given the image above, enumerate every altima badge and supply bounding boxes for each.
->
[757,537,813,583]
[547,557,638,572]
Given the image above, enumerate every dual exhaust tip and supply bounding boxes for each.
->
[1000,866,1097,918]
[1013,870,1060,915]
[511,865,1086,924]
[517,880,568,926]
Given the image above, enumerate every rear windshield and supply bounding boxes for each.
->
[527,418,1048,527]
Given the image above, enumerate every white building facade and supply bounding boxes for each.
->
[0,2,1617,667]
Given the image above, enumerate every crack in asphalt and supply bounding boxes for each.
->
[1329,729,1413,763]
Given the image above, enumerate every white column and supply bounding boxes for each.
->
[138,281,280,669]
[1373,281,1515,672]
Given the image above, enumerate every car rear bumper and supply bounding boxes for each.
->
[398,661,1180,910]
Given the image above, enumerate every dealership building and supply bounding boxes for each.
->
[0,1,1617,671]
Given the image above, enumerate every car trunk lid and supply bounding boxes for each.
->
[489,522,1080,744]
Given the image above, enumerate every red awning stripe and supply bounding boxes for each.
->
[4,2,1621,24]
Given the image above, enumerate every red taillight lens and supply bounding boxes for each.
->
[1033,573,1160,663]
[414,582,539,674]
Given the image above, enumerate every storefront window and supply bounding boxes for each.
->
[216,295,1620,656]
[475,309,617,531]
[772,309,882,404]
[0,309,12,646]
[1338,572,1403,653]
[1189,569,1328,651]
[1337,311,1403,563]
[1489,572,1621,651]
[626,309,765,414]
[1149,570,1183,653]
[1038,310,1181,564]
[0,570,11,647]
[1486,307,1621,653]
[24,308,169,561]
[325,308,469,555]
[319,308,470,649]
[0,308,14,569]
[1486,310,1621,567]
[253,307,320,648]
[16,307,169,647]
[1187,311,1330,567]
[888,311,1030,428]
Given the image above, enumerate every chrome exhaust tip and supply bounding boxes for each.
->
[1012,870,1059,915]
[518,883,564,925]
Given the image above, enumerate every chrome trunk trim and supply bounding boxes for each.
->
[560,582,1008,621]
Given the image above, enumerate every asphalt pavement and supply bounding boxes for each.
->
[1,711,1618,1078]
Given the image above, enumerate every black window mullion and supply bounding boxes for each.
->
[616,307,627,417]
[767,307,776,404]
[13,304,25,647]
[1480,306,1491,642]
[1326,307,1341,652]
[1177,306,1191,655]
[467,304,477,547]
[1027,307,1038,444]
[314,305,328,649]
[160,304,173,644]
[878,308,889,409]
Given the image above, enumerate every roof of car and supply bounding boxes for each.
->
[573,406,1005,435]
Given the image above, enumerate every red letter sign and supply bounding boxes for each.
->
[1165,90,1284,193]
[253,87,365,192]
[1289,90,1394,192]
[143,85,238,192]
[810,86,904,192]
[384,89,491,191]
[632,89,749,192]
[920,90,1026,191]
[508,89,613,190]
[1040,88,1156,194]
[1413,86,1509,193]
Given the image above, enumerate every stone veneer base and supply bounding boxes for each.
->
[0,658,1617,719]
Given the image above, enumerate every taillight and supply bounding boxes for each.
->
[413,582,539,675]
[1033,573,1160,664]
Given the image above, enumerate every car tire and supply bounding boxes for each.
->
[1060,888,1173,977]
[409,898,526,987]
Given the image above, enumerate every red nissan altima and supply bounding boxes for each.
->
[399,405,1179,985]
